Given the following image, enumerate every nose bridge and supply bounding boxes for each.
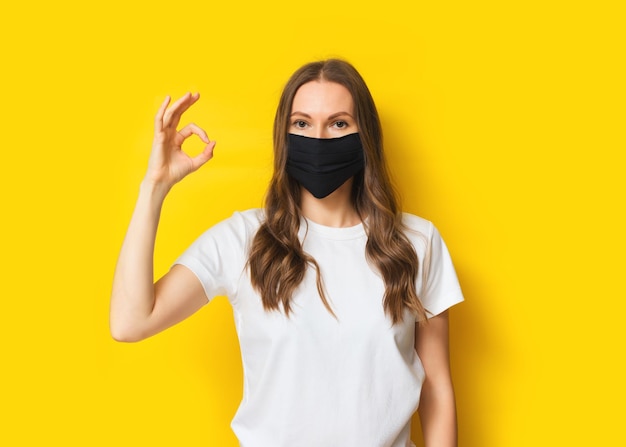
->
[315,125,330,139]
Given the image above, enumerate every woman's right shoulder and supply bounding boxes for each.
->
[182,208,265,259]
[233,208,266,223]
[227,208,266,231]
[202,208,265,241]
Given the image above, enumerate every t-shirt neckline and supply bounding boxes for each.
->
[300,216,366,240]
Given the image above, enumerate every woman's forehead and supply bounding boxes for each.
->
[291,81,354,116]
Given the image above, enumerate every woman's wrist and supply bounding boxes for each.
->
[139,178,171,206]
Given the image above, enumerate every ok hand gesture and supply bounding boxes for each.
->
[145,93,216,191]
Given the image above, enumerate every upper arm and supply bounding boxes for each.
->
[415,311,452,386]
[415,312,458,447]
[130,264,208,342]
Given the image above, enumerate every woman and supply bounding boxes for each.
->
[111,59,464,447]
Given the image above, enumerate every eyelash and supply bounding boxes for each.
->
[293,120,308,129]
[291,120,349,129]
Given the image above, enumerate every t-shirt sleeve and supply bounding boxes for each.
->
[173,212,253,303]
[420,224,464,318]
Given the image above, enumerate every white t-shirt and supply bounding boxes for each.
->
[175,209,464,447]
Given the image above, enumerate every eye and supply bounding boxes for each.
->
[293,120,308,129]
[333,121,348,129]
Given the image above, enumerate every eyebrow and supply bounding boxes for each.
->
[290,111,354,119]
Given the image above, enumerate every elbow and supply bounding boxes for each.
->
[109,318,147,343]
[110,329,141,343]
[109,295,151,342]
[110,327,140,343]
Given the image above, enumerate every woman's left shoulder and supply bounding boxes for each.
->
[400,212,434,237]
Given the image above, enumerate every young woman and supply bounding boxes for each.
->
[111,59,464,447]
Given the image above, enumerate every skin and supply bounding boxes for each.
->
[110,85,457,446]
[110,93,211,342]
[416,310,458,446]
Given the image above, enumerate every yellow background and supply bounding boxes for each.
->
[1,1,624,445]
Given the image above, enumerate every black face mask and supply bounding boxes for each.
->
[286,133,364,199]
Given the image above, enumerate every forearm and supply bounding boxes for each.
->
[110,180,169,341]
[418,380,458,447]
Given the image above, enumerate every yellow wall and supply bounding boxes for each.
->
[1,1,624,445]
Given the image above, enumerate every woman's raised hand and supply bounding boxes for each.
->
[110,93,215,342]
[145,93,216,191]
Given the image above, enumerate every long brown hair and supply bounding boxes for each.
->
[248,59,427,324]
